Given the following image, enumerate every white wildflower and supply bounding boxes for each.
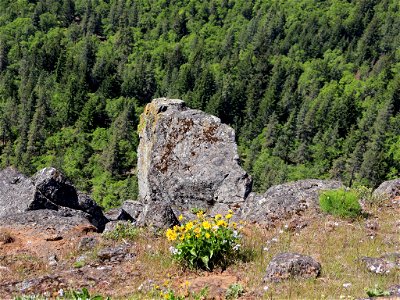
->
[233,244,241,251]
[169,246,179,255]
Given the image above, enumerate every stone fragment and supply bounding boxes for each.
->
[137,98,252,211]
[105,208,134,222]
[78,237,99,252]
[136,202,179,229]
[361,253,400,275]
[97,244,134,262]
[121,200,144,221]
[263,252,321,282]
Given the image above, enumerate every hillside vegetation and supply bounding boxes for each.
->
[0,0,399,208]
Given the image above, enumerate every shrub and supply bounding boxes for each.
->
[319,189,362,218]
[225,283,244,299]
[365,285,390,297]
[166,211,242,270]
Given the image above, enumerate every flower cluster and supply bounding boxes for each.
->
[166,210,242,270]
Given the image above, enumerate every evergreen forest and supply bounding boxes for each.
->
[0,0,399,209]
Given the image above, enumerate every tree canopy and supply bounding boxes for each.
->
[1,0,399,209]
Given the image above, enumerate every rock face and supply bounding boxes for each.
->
[240,179,343,225]
[373,178,400,200]
[137,98,252,211]
[0,167,107,231]
[264,252,321,282]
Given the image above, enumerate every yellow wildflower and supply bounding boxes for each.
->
[166,228,177,241]
[216,220,227,227]
[194,227,201,234]
[178,214,184,221]
[202,221,211,230]
[196,211,204,219]
[215,214,222,220]
[185,221,194,231]
[205,232,211,239]
[228,209,233,213]
[225,213,232,220]
[231,222,237,229]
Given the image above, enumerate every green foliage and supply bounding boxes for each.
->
[365,285,390,297]
[102,221,139,241]
[66,288,110,300]
[225,283,245,300]
[166,212,241,270]
[319,189,363,218]
[159,287,208,300]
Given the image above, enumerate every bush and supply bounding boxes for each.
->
[166,211,242,270]
[225,283,244,299]
[319,189,362,218]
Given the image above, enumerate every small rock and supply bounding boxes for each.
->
[361,253,400,274]
[121,200,143,220]
[0,230,14,244]
[78,236,99,251]
[263,252,321,282]
[136,202,179,229]
[365,220,379,231]
[45,234,63,241]
[104,208,134,222]
[97,244,134,262]
[48,255,58,266]
[388,285,400,296]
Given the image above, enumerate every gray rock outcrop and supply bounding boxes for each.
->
[0,167,107,230]
[137,98,252,212]
[373,178,400,200]
[240,179,343,225]
[264,252,321,282]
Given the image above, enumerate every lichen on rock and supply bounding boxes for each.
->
[137,98,252,213]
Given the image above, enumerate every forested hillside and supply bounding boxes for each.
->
[0,0,399,209]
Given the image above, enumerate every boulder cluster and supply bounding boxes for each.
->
[1,98,400,286]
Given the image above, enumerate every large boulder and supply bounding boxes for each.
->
[373,178,400,200]
[240,179,344,225]
[0,167,107,230]
[137,98,252,211]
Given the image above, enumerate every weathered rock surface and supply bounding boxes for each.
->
[121,200,144,221]
[137,98,252,212]
[136,202,179,229]
[104,208,134,222]
[263,252,321,282]
[0,167,107,231]
[373,178,400,200]
[240,179,343,225]
[361,253,400,275]
[78,237,99,252]
[97,244,135,263]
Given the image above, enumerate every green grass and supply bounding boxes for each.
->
[319,189,363,218]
